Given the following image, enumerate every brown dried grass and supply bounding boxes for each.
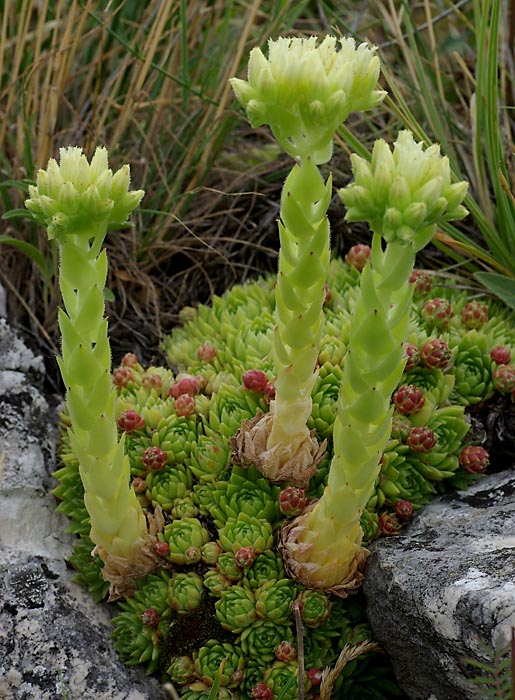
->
[0,0,316,372]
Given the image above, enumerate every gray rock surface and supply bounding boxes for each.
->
[0,304,168,700]
[364,469,515,700]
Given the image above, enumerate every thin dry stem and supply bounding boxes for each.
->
[292,600,306,700]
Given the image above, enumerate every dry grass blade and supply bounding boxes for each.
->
[319,640,382,700]
[162,681,181,700]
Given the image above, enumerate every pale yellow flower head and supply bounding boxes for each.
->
[26,146,144,241]
[230,35,385,163]
[339,130,468,250]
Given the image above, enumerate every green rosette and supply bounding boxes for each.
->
[170,495,199,519]
[208,466,281,529]
[240,620,295,663]
[451,330,494,405]
[254,579,297,624]
[264,661,302,700]
[244,551,285,590]
[203,569,232,597]
[376,440,435,507]
[201,542,222,565]
[146,465,192,511]
[297,589,331,628]
[111,609,167,673]
[153,414,198,464]
[215,584,257,633]
[407,405,470,481]
[193,482,217,516]
[189,432,231,483]
[111,571,171,672]
[308,360,344,439]
[216,552,244,582]
[160,518,210,565]
[194,639,245,688]
[124,570,171,612]
[242,657,268,698]
[360,509,381,546]
[119,391,175,434]
[207,380,263,439]
[218,513,274,554]
[129,410,198,476]
[68,535,109,602]
[401,366,455,427]
[168,573,204,614]
[166,655,196,685]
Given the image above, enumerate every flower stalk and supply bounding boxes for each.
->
[25,146,161,599]
[231,35,385,486]
[280,132,468,593]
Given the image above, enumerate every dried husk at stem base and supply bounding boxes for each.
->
[94,506,165,601]
[278,500,370,597]
[230,411,326,489]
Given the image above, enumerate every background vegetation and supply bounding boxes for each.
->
[1,0,514,387]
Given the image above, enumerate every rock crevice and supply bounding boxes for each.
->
[364,469,515,700]
[0,302,167,700]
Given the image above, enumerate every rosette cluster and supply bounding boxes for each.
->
[48,44,515,700]
[54,253,515,698]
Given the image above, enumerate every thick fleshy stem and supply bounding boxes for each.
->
[232,157,330,486]
[280,234,415,592]
[230,35,385,487]
[280,131,468,594]
[26,147,162,599]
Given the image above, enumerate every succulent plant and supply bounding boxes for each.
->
[208,465,281,530]
[168,572,205,613]
[167,655,196,685]
[255,578,297,624]
[244,551,286,590]
[264,661,303,700]
[194,639,246,688]
[54,232,515,697]
[452,330,494,405]
[218,513,274,554]
[54,248,515,696]
[215,584,257,632]
[111,570,171,672]
[146,464,192,510]
[240,620,295,664]
[26,146,162,599]
[46,34,515,700]
[297,589,332,628]
[159,517,210,565]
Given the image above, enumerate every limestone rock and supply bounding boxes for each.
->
[364,469,515,700]
[0,308,168,700]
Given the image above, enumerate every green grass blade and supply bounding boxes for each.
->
[474,272,515,310]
